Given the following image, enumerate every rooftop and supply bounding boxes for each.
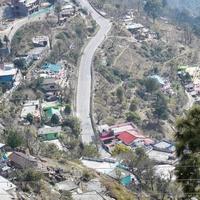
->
[83,178,106,193]
[32,36,49,44]
[42,78,57,85]
[97,124,109,132]
[38,126,62,135]
[44,139,63,151]
[185,66,199,76]
[19,0,38,6]
[22,100,39,107]
[107,168,130,180]
[28,47,46,56]
[154,141,172,149]
[20,100,40,118]
[0,188,13,200]
[110,122,138,135]
[11,151,37,163]
[0,175,16,192]
[127,129,145,138]
[154,165,176,181]
[147,150,176,164]
[3,63,15,70]
[41,101,60,109]
[42,63,61,73]
[62,4,74,10]
[0,68,17,77]
[178,65,188,71]
[72,191,104,200]
[44,107,61,119]
[0,63,17,77]
[117,131,137,145]
[81,158,118,174]
[0,143,5,149]
[55,180,78,191]
[126,23,144,30]
[153,140,176,153]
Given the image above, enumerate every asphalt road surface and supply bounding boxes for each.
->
[76,0,112,144]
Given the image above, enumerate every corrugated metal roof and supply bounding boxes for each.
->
[38,126,62,135]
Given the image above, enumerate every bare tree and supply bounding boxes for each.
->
[24,126,38,155]
[182,25,192,45]
[95,104,107,125]
[54,2,62,24]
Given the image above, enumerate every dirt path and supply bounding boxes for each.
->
[113,46,130,66]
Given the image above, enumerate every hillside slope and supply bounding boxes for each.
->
[167,0,200,16]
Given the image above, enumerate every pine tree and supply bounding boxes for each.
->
[175,106,200,199]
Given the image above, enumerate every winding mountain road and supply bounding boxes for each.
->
[1,7,53,41]
[0,8,53,103]
[76,0,112,144]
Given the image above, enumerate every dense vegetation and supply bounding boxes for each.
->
[175,106,200,199]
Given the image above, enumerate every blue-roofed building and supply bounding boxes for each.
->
[153,140,175,153]
[42,63,61,73]
[0,63,18,88]
[107,168,133,186]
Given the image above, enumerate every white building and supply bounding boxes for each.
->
[0,176,17,200]
[32,36,50,48]
[0,63,18,87]
[20,100,41,120]
[61,3,75,18]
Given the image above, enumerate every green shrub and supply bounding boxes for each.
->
[64,104,71,115]
[26,113,34,124]
[126,111,141,124]
[6,129,23,149]
[14,58,26,70]
[145,78,160,93]
[81,144,99,158]
[116,86,124,103]
[62,116,81,138]
[20,169,43,182]
[51,114,60,125]
[129,99,138,112]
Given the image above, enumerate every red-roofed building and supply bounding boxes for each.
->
[99,122,153,152]
[109,122,137,135]
[100,135,115,143]
[117,132,137,145]
[100,130,114,139]
[127,130,145,139]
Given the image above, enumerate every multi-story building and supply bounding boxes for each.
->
[11,0,40,17]
[0,63,18,88]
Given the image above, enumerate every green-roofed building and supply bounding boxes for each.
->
[177,65,188,71]
[44,107,62,121]
[38,126,62,141]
